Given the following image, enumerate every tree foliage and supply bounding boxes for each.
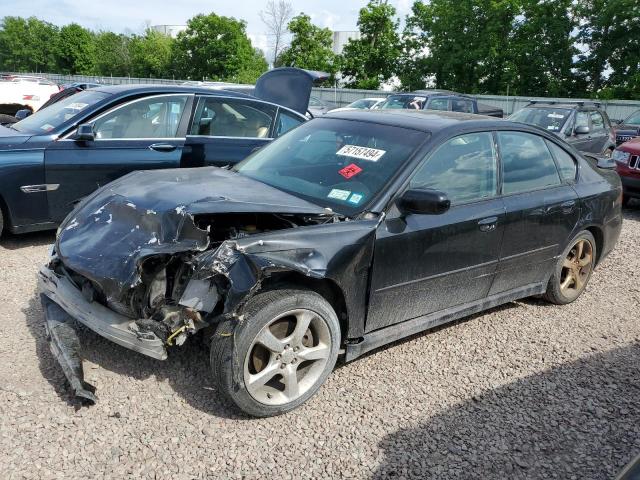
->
[339,0,401,89]
[172,13,267,82]
[129,30,172,78]
[276,14,336,77]
[0,17,58,72]
[56,23,96,75]
[576,0,640,99]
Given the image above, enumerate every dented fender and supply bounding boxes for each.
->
[194,219,379,338]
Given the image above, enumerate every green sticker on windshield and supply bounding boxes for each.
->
[348,193,364,205]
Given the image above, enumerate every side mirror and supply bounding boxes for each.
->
[574,125,590,135]
[397,188,450,215]
[14,109,32,120]
[75,123,95,142]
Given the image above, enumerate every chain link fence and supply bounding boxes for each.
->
[5,72,640,121]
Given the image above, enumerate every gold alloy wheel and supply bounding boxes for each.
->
[243,309,332,406]
[559,239,594,297]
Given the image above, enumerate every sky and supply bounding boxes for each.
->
[0,0,414,55]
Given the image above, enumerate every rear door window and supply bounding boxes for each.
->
[546,141,577,183]
[590,111,605,131]
[498,131,561,194]
[451,98,474,113]
[427,98,449,111]
[190,97,276,138]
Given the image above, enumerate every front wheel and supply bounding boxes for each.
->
[544,231,596,305]
[210,288,340,417]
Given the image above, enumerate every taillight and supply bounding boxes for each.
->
[22,94,40,101]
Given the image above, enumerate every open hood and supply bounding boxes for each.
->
[254,68,330,115]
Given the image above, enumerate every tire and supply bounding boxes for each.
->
[0,114,18,125]
[0,208,4,238]
[544,230,596,305]
[211,288,340,417]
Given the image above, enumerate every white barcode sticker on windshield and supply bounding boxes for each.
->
[337,145,386,162]
[547,113,565,119]
[328,189,351,201]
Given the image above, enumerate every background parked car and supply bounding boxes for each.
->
[509,101,616,156]
[613,137,640,205]
[614,109,640,146]
[36,82,104,113]
[307,95,335,116]
[329,97,387,112]
[0,68,321,236]
[376,90,504,117]
[0,76,60,117]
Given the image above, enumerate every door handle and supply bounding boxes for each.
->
[478,216,498,232]
[149,143,177,152]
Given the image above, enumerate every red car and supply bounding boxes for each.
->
[613,137,640,205]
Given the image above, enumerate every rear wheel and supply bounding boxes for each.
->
[210,288,340,417]
[622,195,631,208]
[544,231,596,305]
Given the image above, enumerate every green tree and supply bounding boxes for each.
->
[129,29,172,78]
[172,13,267,82]
[56,23,96,74]
[509,0,578,97]
[576,0,640,99]
[0,16,59,72]
[403,0,518,93]
[339,0,401,89]
[94,31,132,77]
[276,14,336,77]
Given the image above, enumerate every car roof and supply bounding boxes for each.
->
[525,102,600,110]
[92,83,252,99]
[324,109,505,133]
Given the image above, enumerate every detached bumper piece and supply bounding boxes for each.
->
[41,295,97,404]
[38,264,169,404]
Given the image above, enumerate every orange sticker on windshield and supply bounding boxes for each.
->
[339,163,363,179]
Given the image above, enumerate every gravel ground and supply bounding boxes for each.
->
[1,207,639,480]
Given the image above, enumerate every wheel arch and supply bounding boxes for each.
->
[257,271,349,343]
[584,225,604,265]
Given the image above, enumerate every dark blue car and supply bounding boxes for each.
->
[0,68,320,236]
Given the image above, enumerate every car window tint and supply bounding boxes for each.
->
[275,110,303,137]
[94,95,188,139]
[575,111,589,129]
[410,132,497,204]
[451,99,473,113]
[499,131,561,194]
[428,98,449,111]
[625,111,640,125]
[546,141,577,182]
[590,111,604,131]
[190,97,276,138]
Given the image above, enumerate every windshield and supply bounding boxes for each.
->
[624,110,640,125]
[379,95,426,110]
[233,118,428,215]
[12,90,110,134]
[510,107,571,132]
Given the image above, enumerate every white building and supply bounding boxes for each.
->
[332,31,360,55]
[150,25,187,38]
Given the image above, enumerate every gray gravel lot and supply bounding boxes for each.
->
[1,207,639,479]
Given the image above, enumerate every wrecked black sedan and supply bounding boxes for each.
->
[39,110,622,417]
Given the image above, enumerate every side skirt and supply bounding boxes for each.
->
[344,282,546,362]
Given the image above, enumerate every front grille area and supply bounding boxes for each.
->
[629,155,640,170]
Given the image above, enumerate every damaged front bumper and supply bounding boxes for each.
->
[38,264,168,402]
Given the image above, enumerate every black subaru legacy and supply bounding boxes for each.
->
[39,109,623,417]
